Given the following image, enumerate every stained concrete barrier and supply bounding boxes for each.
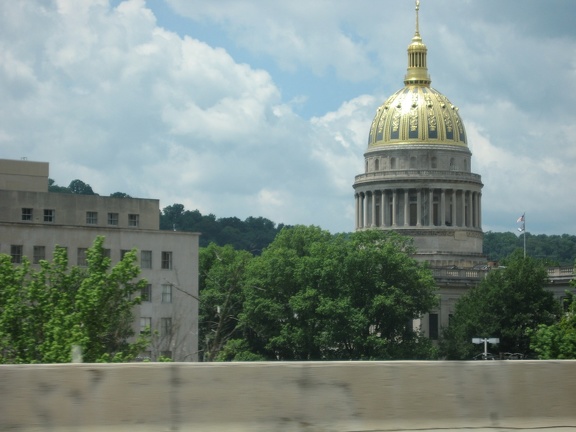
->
[1,361,575,431]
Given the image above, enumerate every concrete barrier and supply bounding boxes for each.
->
[1,361,575,431]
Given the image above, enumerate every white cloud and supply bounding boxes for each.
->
[1,0,575,236]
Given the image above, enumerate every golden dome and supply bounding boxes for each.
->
[367,0,467,148]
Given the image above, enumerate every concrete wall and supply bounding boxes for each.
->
[1,361,575,431]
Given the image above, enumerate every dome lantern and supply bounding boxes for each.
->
[404,0,431,86]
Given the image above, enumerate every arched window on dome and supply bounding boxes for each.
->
[390,157,396,169]
[463,159,468,172]
[374,159,380,171]
[410,157,417,169]
[449,158,456,171]
[431,157,437,169]
[365,160,368,173]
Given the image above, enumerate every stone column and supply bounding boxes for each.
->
[392,190,397,226]
[461,190,466,227]
[441,189,446,226]
[404,189,409,227]
[429,188,434,226]
[355,194,359,229]
[370,191,376,227]
[363,192,368,228]
[416,189,422,227]
[478,193,482,229]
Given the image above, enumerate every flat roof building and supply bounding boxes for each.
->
[0,158,199,361]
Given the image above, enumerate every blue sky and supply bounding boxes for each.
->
[1,0,575,235]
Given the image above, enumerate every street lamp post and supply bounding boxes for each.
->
[472,337,500,359]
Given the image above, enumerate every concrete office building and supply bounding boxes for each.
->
[0,158,199,361]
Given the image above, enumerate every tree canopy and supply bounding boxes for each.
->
[530,282,576,359]
[440,251,561,359]
[160,203,286,252]
[216,226,438,361]
[0,237,149,363]
[199,243,254,361]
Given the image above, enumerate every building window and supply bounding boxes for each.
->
[141,250,152,269]
[33,246,45,264]
[86,211,98,225]
[431,156,437,169]
[429,313,439,340]
[44,209,55,222]
[108,212,119,226]
[21,208,33,221]
[390,157,396,169]
[102,248,111,259]
[374,159,379,171]
[11,245,23,264]
[128,214,139,227]
[120,249,131,261]
[77,248,88,266]
[140,317,152,334]
[161,251,172,270]
[141,284,152,302]
[161,317,172,338]
[161,284,172,303]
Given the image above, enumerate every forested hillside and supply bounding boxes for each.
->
[483,232,576,266]
[159,204,287,252]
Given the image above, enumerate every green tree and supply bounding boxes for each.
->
[238,226,438,360]
[110,192,131,198]
[0,236,149,363]
[68,179,96,195]
[440,251,561,359]
[199,243,253,361]
[530,284,576,359]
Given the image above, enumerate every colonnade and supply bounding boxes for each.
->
[355,188,481,230]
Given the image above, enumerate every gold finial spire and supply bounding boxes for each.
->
[415,0,420,36]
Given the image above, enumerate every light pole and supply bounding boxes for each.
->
[472,337,499,359]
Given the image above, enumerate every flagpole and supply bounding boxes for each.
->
[523,212,526,258]
[517,212,526,258]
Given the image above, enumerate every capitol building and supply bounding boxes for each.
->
[353,2,572,338]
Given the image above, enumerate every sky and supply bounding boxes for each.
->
[1,0,575,235]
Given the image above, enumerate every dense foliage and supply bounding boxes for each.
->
[160,203,286,251]
[0,237,149,363]
[199,243,254,361]
[440,252,561,359]
[202,226,439,361]
[484,231,576,266]
[530,286,576,359]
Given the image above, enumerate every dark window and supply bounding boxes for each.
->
[161,317,172,338]
[140,317,152,334]
[44,209,55,222]
[33,246,45,264]
[77,248,88,266]
[86,211,98,225]
[161,251,172,270]
[141,250,152,269]
[11,245,23,264]
[108,213,119,226]
[22,208,33,221]
[161,284,172,303]
[128,214,139,227]
[141,284,152,302]
[429,313,439,340]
